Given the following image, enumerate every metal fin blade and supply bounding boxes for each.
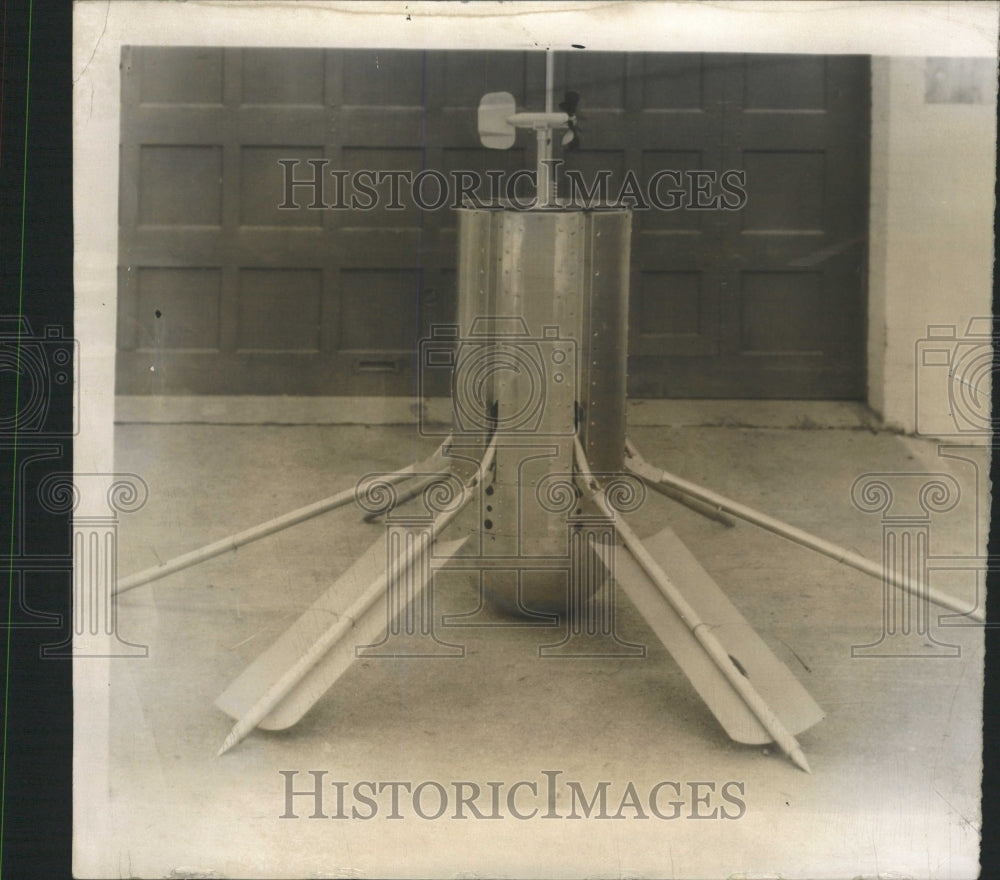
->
[215,536,467,731]
[598,525,824,744]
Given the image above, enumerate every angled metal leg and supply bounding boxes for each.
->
[115,437,455,596]
[625,437,982,623]
[625,440,735,527]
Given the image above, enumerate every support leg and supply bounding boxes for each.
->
[115,438,454,596]
[625,438,983,623]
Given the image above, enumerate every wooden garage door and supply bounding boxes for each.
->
[117,49,868,398]
[612,54,870,398]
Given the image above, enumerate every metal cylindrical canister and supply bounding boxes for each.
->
[453,206,631,612]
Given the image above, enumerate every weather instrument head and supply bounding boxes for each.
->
[477,90,581,151]
[476,52,581,208]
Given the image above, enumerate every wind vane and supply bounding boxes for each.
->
[477,50,580,207]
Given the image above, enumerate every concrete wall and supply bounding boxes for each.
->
[868,56,997,437]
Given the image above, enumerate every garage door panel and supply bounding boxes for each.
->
[232,230,326,267]
[630,269,720,357]
[735,234,864,270]
[742,54,827,110]
[338,230,421,268]
[674,51,870,399]
[338,269,420,353]
[633,234,718,267]
[124,230,224,267]
[436,50,532,108]
[340,147,425,226]
[735,118,833,150]
[134,268,222,353]
[241,146,326,226]
[559,52,629,109]
[737,271,826,356]
[339,108,426,147]
[138,146,223,227]
[626,355,857,399]
[131,107,344,144]
[128,107,226,142]
[633,112,722,147]
[740,150,827,232]
[435,108,482,148]
[561,148,627,200]
[639,54,709,110]
[135,46,225,105]
[638,149,716,231]
[236,269,324,353]
[341,50,426,106]
[118,351,413,396]
[240,48,327,106]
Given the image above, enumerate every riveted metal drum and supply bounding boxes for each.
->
[452,206,631,612]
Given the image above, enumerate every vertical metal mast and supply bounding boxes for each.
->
[536,49,555,208]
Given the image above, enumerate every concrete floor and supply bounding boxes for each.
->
[105,412,986,879]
